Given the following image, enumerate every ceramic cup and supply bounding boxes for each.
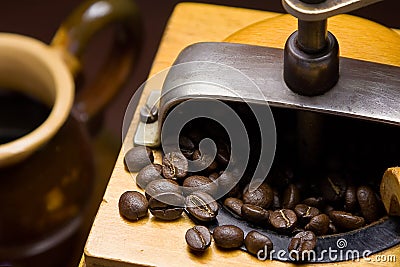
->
[0,0,140,167]
[0,0,140,265]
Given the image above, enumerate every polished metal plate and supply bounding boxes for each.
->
[160,42,400,128]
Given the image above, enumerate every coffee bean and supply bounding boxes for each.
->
[224,197,243,217]
[180,135,195,159]
[124,146,154,172]
[183,175,217,196]
[192,149,218,172]
[213,225,244,249]
[216,141,230,166]
[243,183,273,209]
[136,164,163,189]
[328,211,365,230]
[185,225,212,251]
[304,214,330,235]
[162,152,188,179]
[344,186,358,212]
[291,227,305,236]
[118,191,148,221]
[282,184,301,209]
[302,197,325,210]
[241,204,270,225]
[269,209,297,232]
[145,179,181,200]
[357,185,381,223]
[294,204,320,224]
[244,231,273,256]
[288,231,317,260]
[320,174,347,203]
[148,192,185,220]
[186,191,219,222]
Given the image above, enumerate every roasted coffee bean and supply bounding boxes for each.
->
[148,192,185,220]
[294,204,320,224]
[243,183,273,209]
[186,191,219,221]
[124,146,154,172]
[320,174,347,203]
[272,188,281,210]
[162,151,188,179]
[357,185,381,223]
[241,204,270,225]
[216,141,230,166]
[136,164,163,189]
[304,214,330,235]
[192,149,218,172]
[288,231,317,260]
[282,184,301,209]
[269,209,297,232]
[183,175,218,196]
[291,227,305,236]
[145,179,181,200]
[179,135,195,159]
[302,197,325,210]
[118,191,148,221]
[328,221,338,234]
[185,225,212,251]
[224,197,243,217]
[329,211,365,230]
[244,231,273,256]
[344,186,358,212]
[213,225,244,249]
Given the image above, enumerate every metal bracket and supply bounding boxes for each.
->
[134,90,161,147]
[159,42,400,128]
[282,0,383,21]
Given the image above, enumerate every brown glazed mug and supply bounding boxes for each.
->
[0,0,140,266]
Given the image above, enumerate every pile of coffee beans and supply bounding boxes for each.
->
[121,120,387,260]
[224,180,384,235]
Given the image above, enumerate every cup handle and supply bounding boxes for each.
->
[51,0,141,123]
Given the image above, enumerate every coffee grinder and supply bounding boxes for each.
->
[133,0,400,263]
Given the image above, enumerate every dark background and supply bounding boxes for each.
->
[0,0,398,143]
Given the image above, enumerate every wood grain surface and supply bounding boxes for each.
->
[82,3,400,267]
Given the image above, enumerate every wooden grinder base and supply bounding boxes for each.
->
[82,3,400,267]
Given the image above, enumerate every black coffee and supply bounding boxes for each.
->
[0,90,50,144]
